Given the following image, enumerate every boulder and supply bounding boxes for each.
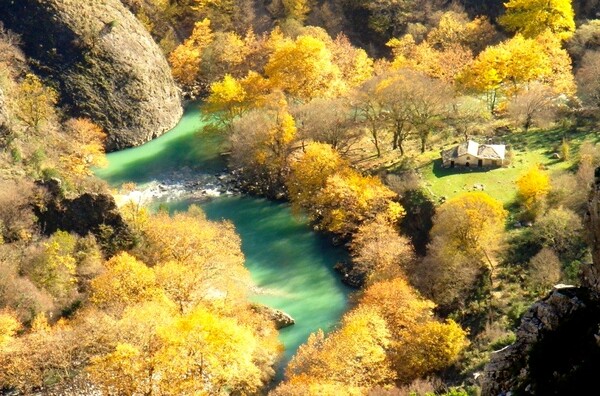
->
[252,304,295,330]
[0,0,182,151]
[334,261,365,288]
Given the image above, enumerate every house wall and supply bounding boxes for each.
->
[443,155,502,167]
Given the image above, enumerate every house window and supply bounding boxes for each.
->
[466,156,470,160]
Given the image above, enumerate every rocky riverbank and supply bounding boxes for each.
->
[113,169,244,207]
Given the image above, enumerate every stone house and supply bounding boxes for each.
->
[441,140,506,168]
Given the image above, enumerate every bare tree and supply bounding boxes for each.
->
[507,83,558,131]
[577,50,600,107]
[291,97,362,154]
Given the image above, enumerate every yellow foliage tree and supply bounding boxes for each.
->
[360,278,435,336]
[136,207,251,305]
[59,118,107,178]
[350,216,415,283]
[499,0,575,41]
[0,310,20,348]
[460,34,553,111]
[285,306,395,390]
[388,34,473,83]
[27,231,78,302]
[331,34,374,88]
[90,252,162,312]
[314,169,405,236]
[393,319,468,382]
[154,307,265,394]
[204,73,249,132]
[265,35,342,100]
[432,192,507,254]
[282,0,313,22]
[286,142,343,215]
[168,18,214,86]
[517,165,551,217]
[360,278,468,383]
[89,305,276,395]
[15,74,58,131]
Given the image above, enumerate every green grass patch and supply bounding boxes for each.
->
[415,126,599,208]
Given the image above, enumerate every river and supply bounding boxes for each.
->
[94,104,351,380]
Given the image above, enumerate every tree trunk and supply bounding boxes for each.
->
[374,132,381,157]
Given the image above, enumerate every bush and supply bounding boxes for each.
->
[528,248,561,293]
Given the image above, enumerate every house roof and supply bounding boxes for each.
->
[441,140,505,162]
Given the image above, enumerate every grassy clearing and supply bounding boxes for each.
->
[408,126,599,208]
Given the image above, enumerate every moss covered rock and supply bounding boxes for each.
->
[0,0,182,150]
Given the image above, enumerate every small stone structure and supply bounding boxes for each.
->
[441,140,505,168]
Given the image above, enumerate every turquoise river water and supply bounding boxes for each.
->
[95,104,351,379]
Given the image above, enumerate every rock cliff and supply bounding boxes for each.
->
[0,0,182,151]
[481,286,600,395]
[34,179,134,256]
[482,168,600,395]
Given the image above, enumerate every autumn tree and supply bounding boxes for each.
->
[350,216,415,284]
[230,105,298,195]
[59,118,107,179]
[361,280,469,374]
[460,34,553,112]
[527,247,562,293]
[89,305,278,395]
[90,252,162,313]
[427,11,496,54]
[430,192,506,265]
[203,74,250,133]
[330,34,374,88]
[0,310,19,348]
[499,0,575,41]
[283,306,395,390]
[200,30,257,83]
[292,98,361,153]
[314,169,405,236]
[265,35,342,100]
[506,83,558,131]
[576,50,600,107]
[168,18,214,86]
[516,166,551,219]
[393,319,468,383]
[376,70,453,154]
[416,192,507,309]
[15,74,58,131]
[286,142,343,215]
[387,34,474,83]
[136,207,251,307]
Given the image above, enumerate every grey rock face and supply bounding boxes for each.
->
[481,286,600,395]
[252,304,296,330]
[0,0,183,151]
[33,179,134,256]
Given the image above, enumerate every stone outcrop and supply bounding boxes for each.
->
[34,179,134,255]
[252,304,295,330]
[482,167,600,395]
[481,286,600,395]
[0,0,182,151]
[584,167,600,293]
